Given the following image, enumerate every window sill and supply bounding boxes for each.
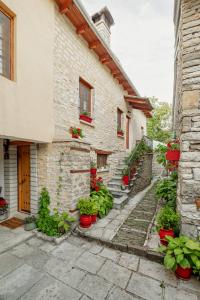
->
[80,120,95,128]
[117,134,124,139]
[97,167,109,173]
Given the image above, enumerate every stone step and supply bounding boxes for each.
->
[113,195,129,210]
[108,187,131,195]
[108,182,123,189]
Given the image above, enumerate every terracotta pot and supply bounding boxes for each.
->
[159,228,175,245]
[195,198,200,210]
[166,150,180,161]
[80,114,92,123]
[80,215,92,228]
[72,133,79,139]
[90,168,97,176]
[91,214,97,224]
[175,265,192,280]
[122,175,129,185]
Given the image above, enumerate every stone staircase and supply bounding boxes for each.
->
[108,158,143,209]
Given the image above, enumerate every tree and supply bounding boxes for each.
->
[147,97,172,143]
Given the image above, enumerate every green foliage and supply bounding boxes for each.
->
[122,167,129,176]
[159,236,200,272]
[90,187,113,218]
[155,144,168,167]
[156,207,180,231]
[36,188,75,237]
[90,161,96,168]
[156,178,177,209]
[125,139,151,166]
[147,97,172,143]
[77,198,99,215]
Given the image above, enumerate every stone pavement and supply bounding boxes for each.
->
[0,235,199,300]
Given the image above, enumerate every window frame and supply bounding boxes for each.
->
[97,154,108,170]
[79,77,93,117]
[0,2,14,80]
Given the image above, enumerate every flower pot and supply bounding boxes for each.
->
[159,228,175,245]
[72,133,79,139]
[166,150,180,161]
[80,215,92,228]
[122,175,129,186]
[175,265,192,280]
[24,222,36,231]
[95,186,100,192]
[79,114,92,123]
[90,168,97,176]
[91,214,97,224]
[117,131,124,137]
[0,212,8,221]
[195,198,200,210]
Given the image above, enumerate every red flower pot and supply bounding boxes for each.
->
[166,150,180,161]
[95,186,100,192]
[175,265,192,280]
[80,215,92,228]
[159,228,175,245]
[117,131,124,136]
[80,114,92,124]
[91,214,97,224]
[72,133,79,139]
[90,168,97,176]
[122,175,129,185]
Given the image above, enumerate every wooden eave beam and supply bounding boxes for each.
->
[76,23,89,34]
[89,40,101,49]
[59,0,73,13]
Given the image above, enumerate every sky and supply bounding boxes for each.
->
[82,0,174,103]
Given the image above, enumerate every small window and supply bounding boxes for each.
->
[0,5,14,80]
[97,154,108,169]
[79,78,92,116]
[117,108,123,130]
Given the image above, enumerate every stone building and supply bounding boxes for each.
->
[0,0,152,218]
[173,0,200,237]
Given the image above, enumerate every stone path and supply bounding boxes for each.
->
[113,184,158,247]
[0,235,199,300]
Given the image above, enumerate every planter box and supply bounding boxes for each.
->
[34,229,72,245]
[166,150,180,161]
[79,114,92,123]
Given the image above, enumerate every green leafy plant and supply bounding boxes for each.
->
[70,127,84,138]
[81,111,90,116]
[155,144,168,167]
[90,187,113,218]
[36,188,75,237]
[122,167,129,176]
[156,207,180,230]
[90,161,96,168]
[156,178,177,209]
[159,236,200,272]
[77,198,98,215]
[170,143,180,150]
[24,215,36,224]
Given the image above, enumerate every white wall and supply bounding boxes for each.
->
[0,140,4,197]
[131,109,147,147]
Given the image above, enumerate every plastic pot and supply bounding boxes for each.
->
[122,175,129,185]
[80,215,92,228]
[159,228,175,245]
[24,223,36,231]
[91,214,97,224]
[79,114,92,123]
[90,168,97,176]
[166,150,180,161]
[175,265,192,280]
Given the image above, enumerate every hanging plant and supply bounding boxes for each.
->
[70,127,84,139]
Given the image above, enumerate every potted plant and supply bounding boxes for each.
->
[24,215,36,231]
[156,207,180,245]
[90,161,97,176]
[91,177,103,192]
[69,127,84,139]
[0,197,8,221]
[117,127,124,136]
[122,168,129,185]
[77,198,94,228]
[195,198,200,210]
[90,199,99,224]
[79,111,93,123]
[166,142,180,161]
[159,235,200,280]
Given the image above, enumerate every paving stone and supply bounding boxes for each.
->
[26,237,44,247]
[127,272,163,300]
[80,296,91,300]
[20,275,81,300]
[0,264,43,300]
[94,219,110,228]
[139,258,178,287]
[39,241,57,253]
[99,247,120,262]
[119,252,139,271]
[44,256,73,276]
[24,249,50,270]
[108,286,138,300]
[52,241,84,263]
[87,228,104,238]
[165,286,198,300]
[75,251,105,274]
[78,274,112,300]
[89,244,103,254]
[179,277,200,294]
[98,260,131,289]
[68,235,86,246]
[107,210,120,218]
[0,253,22,279]
[102,229,116,240]
[11,243,35,258]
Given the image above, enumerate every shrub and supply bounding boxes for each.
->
[90,187,113,218]
[155,144,168,167]
[156,178,177,209]
[156,207,180,231]
[77,198,99,215]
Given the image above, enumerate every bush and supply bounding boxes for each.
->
[90,187,113,218]
[156,207,180,231]
[77,198,99,215]
[156,178,177,209]
[155,144,168,167]
[36,188,75,237]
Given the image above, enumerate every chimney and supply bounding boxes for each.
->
[92,7,114,46]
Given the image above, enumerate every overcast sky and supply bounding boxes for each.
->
[82,0,174,103]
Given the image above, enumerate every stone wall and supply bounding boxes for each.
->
[0,140,4,197]
[174,0,200,237]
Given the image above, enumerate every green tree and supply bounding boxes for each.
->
[147,97,172,143]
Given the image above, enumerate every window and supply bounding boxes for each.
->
[0,4,14,80]
[117,108,123,130]
[79,78,92,115]
[97,154,108,169]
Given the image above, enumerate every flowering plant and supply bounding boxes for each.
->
[0,198,8,215]
[69,127,84,138]
[91,177,103,191]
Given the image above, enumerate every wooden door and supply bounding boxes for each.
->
[18,145,30,212]
[126,116,130,149]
